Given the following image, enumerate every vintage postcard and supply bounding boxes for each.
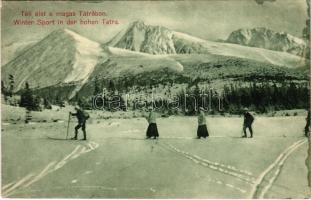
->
[1,0,311,198]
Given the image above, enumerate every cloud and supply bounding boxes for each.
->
[254,0,276,5]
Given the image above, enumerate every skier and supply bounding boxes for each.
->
[145,107,159,139]
[305,110,310,137]
[197,107,209,139]
[242,108,254,138]
[70,105,89,140]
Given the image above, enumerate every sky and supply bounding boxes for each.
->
[1,0,308,46]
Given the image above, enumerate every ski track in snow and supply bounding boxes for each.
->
[159,142,254,182]
[2,141,99,197]
[10,185,159,196]
[157,142,252,194]
[158,139,307,197]
[1,173,36,196]
[2,181,16,190]
[2,133,307,197]
[202,176,247,194]
[249,138,307,198]
[157,139,307,197]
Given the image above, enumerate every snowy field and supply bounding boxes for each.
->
[1,108,311,198]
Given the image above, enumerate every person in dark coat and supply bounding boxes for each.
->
[145,107,159,139]
[197,107,209,139]
[305,111,310,137]
[243,108,254,138]
[70,105,88,140]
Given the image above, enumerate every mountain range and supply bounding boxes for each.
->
[1,21,308,100]
[226,27,307,56]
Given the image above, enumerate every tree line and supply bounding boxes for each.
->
[2,75,309,114]
[84,79,309,115]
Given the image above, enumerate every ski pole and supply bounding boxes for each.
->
[66,113,71,139]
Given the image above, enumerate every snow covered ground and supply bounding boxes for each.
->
[1,108,311,198]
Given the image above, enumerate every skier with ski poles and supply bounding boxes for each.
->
[197,107,209,139]
[145,106,159,139]
[242,107,254,138]
[69,105,90,140]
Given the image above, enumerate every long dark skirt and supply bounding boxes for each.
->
[197,125,209,138]
[146,123,159,138]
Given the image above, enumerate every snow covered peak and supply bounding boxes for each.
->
[107,21,176,54]
[173,31,207,44]
[47,28,100,48]
[2,28,102,95]
[130,20,146,29]
[226,27,307,56]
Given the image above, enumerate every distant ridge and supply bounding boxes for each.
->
[226,27,307,56]
[107,21,305,68]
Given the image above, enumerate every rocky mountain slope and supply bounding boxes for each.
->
[108,20,176,54]
[2,29,103,96]
[226,27,307,56]
[2,40,38,65]
[107,21,306,68]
